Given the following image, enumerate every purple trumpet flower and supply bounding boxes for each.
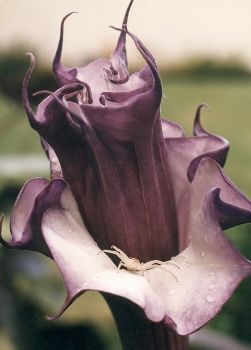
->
[1,1,251,349]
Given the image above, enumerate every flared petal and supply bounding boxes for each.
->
[0,178,47,249]
[165,105,230,248]
[41,184,165,322]
[190,158,251,229]
[0,178,67,257]
[166,105,229,195]
[147,188,251,335]
[38,184,251,336]
[178,157,251,248]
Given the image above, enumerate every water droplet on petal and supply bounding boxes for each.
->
[210,271,215,277]
[169,290,176,295]
[201,250,205,257]
[206,295,215,303]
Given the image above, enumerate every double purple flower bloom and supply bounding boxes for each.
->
[1,1,251,348]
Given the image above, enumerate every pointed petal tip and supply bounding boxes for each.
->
[25,51,35,62]
[110,1,134,79]
[122,0,135,29]
[193,103,211,136]
[62,11,78,23]
[45,292,79,321]
[53,12,78,85]
[125,28,162,98]
[32,89,52,97]
[22,52,41,129]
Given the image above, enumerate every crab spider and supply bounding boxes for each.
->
[101,245,180,282]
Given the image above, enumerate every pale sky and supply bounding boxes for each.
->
[1,0,251,68]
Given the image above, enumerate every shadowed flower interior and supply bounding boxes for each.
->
[1,0,251,339]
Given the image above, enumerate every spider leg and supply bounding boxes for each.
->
[165,262,180,270]
[158,266,179,282]
[141,260,166,270]
[110,245,130,261]
[143,259,180,270]
[145,265,179,283]
[102,249,122,261]
[117,261,125,271]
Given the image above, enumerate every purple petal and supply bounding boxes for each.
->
[109,0,134,84]
[52,12,78,86]
[166,104,229,187]
[0,177,48,251]
[177,155,251,249]
[188,104,230,181]
[41,138,62,179]
[147,189,251,335]
[161,118,185,138]
[190,158,251,230]
[0,178,67,257]
[165,106,230,248]
[23,27,180,264]
[41,185,251,336]
[41,185,165,322]
[10,178,48,237]
[53,2,134,87]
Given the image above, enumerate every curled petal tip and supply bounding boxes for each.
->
[32,89,52,97]
[22,52,41,129]
[53,12,78,84]
[125,29,161,97]
[25,51,36,68]
[199,103,211,113]
[193,103,211,136]
[25,51,35,62]
[110,0,134,78]
[62,11,78,22]
[59,11,78,54]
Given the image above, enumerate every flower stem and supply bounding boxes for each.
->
[105,295,188,350]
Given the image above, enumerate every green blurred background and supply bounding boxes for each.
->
[0,47,251,350]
